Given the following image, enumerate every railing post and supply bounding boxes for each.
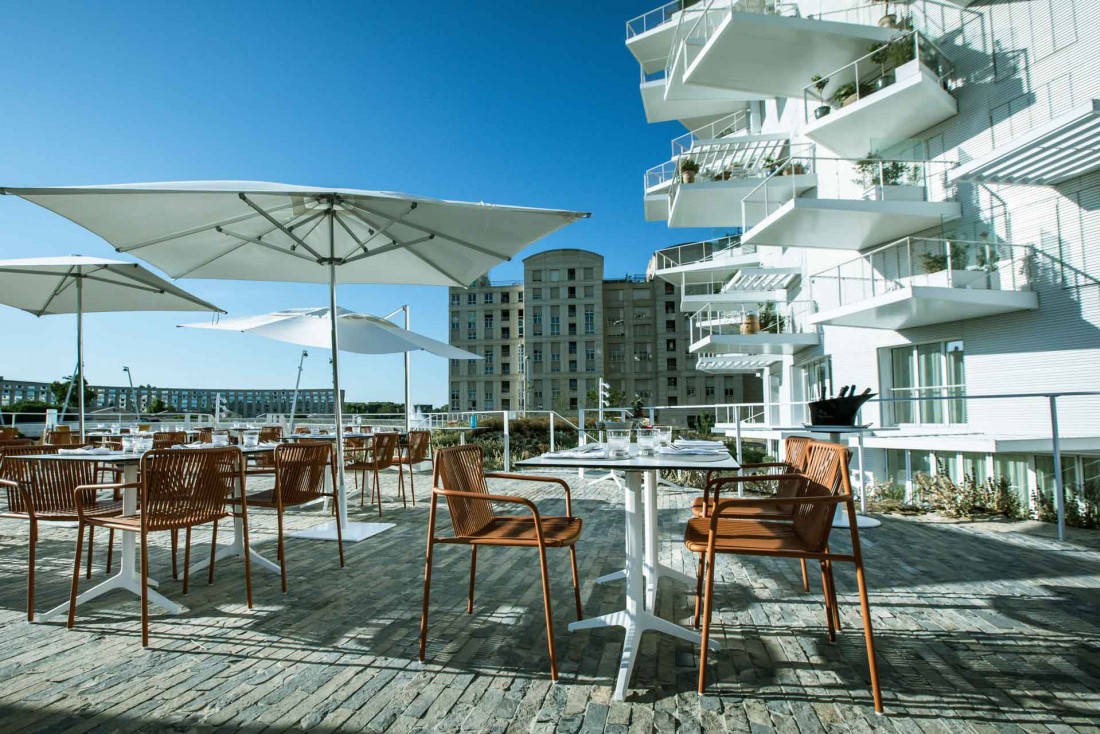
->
[549,411,556,453]
[945,240,954,287]
[647,407,655,425]
[1049,395,1065,542]
[503,411,511,473]
[577,408,586,481]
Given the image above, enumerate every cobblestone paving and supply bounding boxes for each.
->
[0,468,1098,732]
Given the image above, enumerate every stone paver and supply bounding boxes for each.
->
[0,467,1098,731]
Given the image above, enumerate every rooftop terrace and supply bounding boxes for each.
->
[1,471,1098,730]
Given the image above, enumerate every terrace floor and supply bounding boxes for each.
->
[0,469,1098,732]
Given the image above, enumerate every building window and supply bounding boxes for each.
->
[451,294,460,305]
[484,292,494,304]
[501,327,510,339]
[501,292,510,304]
[666,357,677,370]
[584,267,594,280]
[549,269,561,282]
[531,270,542,282]
[518,291,524,303]
[502,362,511,375]
[667,377,678,389]
[569,359,578,372]
[887,340,966,425]
[484,347,494,376]
[550,287,560,300]
[799,357,832,402]
[533,347,542,362]
[467,293,476,305]
[569,378,578,391]
[568,286,576,299]
[584,305,595,334]
[665,301,676,314]
[665,319,676,333]
[567,268,576,281]
[501,380,510,393]
[665,339,676,351]
[532,288,542,301]
[550,314,561,336]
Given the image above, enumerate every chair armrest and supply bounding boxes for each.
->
[432,487,540,519]
[711,493,849,525]
[485,472,574,516]
[705,473,807,510]
[72,482,140,517]
[737,461,790,470]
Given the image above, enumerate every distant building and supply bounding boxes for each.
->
[447,248,760,415]
[0,376,339,419]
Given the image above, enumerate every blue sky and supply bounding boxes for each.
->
[0,1,697,404]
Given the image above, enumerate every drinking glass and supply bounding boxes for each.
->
[636,428,657,456]
[121,435,135,454]
[243,430,259,448]
[212,430,230,447]
[606,428,631,457]
[656,426,673,446]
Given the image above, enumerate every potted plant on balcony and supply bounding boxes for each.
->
[810,75,831,119]
[757,302,788,333]
[761,156,780,175]
[739,311,761,335]
[679,157,700,184]
[831,81,872,108]
[856,157,927,201]
[874,0,899,28]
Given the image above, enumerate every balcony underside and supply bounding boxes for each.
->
[691,332,818,356]
[695,354,781,373]
[669,173,817,228]
[682,289,790,307]
[640,79,756,124]
[949,99,1100,186]
[645,191,670,222]
[650,251,762,283]
[808,285,1039,330]
[680,12,895,99]
[741,197,962,250]
[626,5,721,75]
[802,62,958,159]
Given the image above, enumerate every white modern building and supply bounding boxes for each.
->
[627,0,1100,507]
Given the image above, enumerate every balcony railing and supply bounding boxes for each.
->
[689,300,816,343]
[808,237,1035,312]
[741,153,956,225]
[650,235,754,273]
[626,0,702,39]
[671,109,751,156]
[647,137,805,192]
[801,30,955,123]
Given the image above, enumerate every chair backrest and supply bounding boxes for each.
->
[138,424,152,432]
[433,444,494,537]
[259,426,282,443]
[0,427,19,440]
[274,443,333,506]
[140,447,242,531]
[371,432,399,469]
[153,431,187,449]
[791,441,851,553]
[32,458,102,514]
[783,436,813,472]
[195,427,213,443]
[0,445,61,511]
[405,431,431,463]
[43,430,75,446]
[0,439,32,447]
[295,426,312,435]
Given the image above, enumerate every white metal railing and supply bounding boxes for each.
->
[689,300,817,343]
[626,0,702,39]
[672,0,800,84]
[647,136,804,193]
[809,237,1034,312]
[802,31,955,123]
[0,411,216,438]
[671,109,751,156]
[649,235,754,275]
[807,2,898,25]
[740,153,956,226]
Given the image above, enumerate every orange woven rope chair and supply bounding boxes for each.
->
[242,442,343,592]
[0,445,123,621]
[0,438,33,447]
[153,431,186,449]
[245,426,284,476]
[43,429,75,446]
[694,436,813,518]
[67,446,253,647]
[294,426,313,435]
[348,432,400,517]
[195,427,214,444]
[418,444,584,681]
[0,427,19,440]
[686,441,882,712]
[394,430,431,507]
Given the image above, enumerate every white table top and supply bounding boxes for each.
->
[24,445,277,464]
[516,444,740,472]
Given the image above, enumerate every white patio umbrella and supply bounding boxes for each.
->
[2,181,589,541]
[0,255,223,439]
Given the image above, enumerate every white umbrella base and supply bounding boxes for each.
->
[290,520,394,543]
[833,509,882,529]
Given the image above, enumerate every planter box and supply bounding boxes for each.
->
[862,184,927,202]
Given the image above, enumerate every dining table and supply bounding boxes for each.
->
[516,442,740,701]
[28,445,280,623]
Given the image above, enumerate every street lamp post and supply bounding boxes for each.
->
[289,350,308,433]
[384,305,413,432]
[122,366,139,420]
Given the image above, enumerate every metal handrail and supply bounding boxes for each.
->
[649,235,751,273]
[626,0,702,39]
[647,136,803,193]
[671,109,751,155]
[801,30,955,124]
[689,300,817,343]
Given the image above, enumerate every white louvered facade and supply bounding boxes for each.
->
[632,0,1100,501]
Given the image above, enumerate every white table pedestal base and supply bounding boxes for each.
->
[832,506,882,528]
[290,520,394,542]
[569,469,716,701]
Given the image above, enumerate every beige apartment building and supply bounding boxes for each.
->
[447,248,761,416]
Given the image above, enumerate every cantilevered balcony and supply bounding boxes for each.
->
[680,264,802,309]
[689,301,818,356]
[626,0,708,74]
[646,138,815,226]
[667,0,895,100]
[807,237,1039,330]
[800,32,958,158]
[740,155,961,250]
[647,235,759,282]
[949,99,1100,186]
[695,353,782,373]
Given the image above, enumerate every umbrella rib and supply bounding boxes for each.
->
[333,213,367,255]
[239,194,326,261]
[343,200,511,261]
[78,272,167,295]
[344,202,417,253]
[175,236,254,279]
[341,234,434,263]
[400,247,468,287]
[37,265,79,316]
[117,202,297,253]
[215,227,319,263]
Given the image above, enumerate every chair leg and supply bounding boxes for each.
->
[277,507,287,593]
[374,470,383,519]
[360,471,365,507]
[333,492,345,568]
[855,561,883,713]
[693,552,705,629]
[826,558,841,630]
[171,528,178,580]
[27,520,37,623]
[467,545,477,614]
[800,558,810,593]
[697,546,717,694]
[106,529,114,574]
[409,463,416,507]
[67,522,85,629]
[182,527,192,595]
[536,544,558,682]
[140,530,150,647]
[85,525,94,579]
[208,519,218,585]
[820,561,836,643]
[240,511,254,609]
[399,463,407,509]
[569,546,583,621]
[418,496,439,662]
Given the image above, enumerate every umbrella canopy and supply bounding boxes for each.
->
[179,307,480,360]
[1,181,588,541]
[0,255,223,438]
[0,181,588,286]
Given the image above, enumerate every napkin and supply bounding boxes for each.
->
[258,442,281,449]
[59,446,111,455]
[674,439,726,448]
[546,448,610,459]
[658,445,726,456]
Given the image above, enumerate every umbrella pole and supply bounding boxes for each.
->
[76,275,85,442]
[404,306,412,433]
[328,216,348,531]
